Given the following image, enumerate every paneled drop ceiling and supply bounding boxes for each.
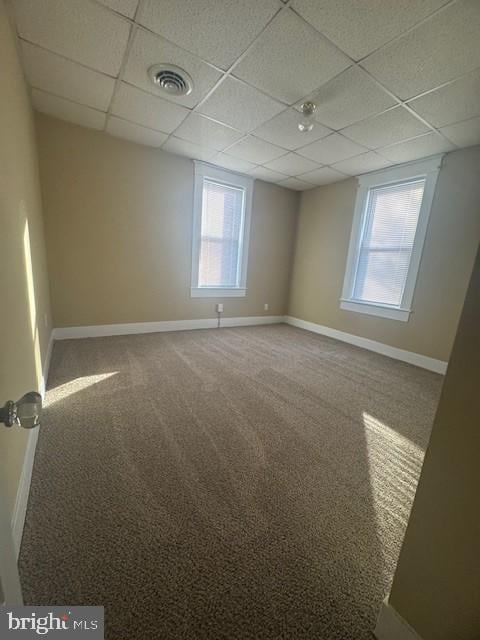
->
[8,0,480,190]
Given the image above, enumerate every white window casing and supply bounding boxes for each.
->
[191,162,253,298]
[340,156,443,322]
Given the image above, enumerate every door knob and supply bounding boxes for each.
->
[0,392,42,429]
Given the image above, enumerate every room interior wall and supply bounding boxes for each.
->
[288,145,480,362]
[0,0,52,521]
[35,114,299,329]
[385,248,480,640]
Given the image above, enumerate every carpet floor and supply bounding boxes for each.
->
[19,324,442,639]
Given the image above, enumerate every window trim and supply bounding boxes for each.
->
[340,156,443,322]
[191,161,253,298]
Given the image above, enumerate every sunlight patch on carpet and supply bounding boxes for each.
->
[46,372,118,407]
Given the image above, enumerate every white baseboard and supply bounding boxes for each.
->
[11,428,39,559]
[375,599,423,640]
[221,316,283,328]
[11,330,53,558]
[52,315,285,339]
[53,315,447,373]
[285,316,447,374]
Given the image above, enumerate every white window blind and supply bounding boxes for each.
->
[352,178,426,308]
[198,179,245,288]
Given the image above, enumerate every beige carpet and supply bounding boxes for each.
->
[19,324,442,639]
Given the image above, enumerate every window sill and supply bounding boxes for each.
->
[340,299,411,322]
[191,287,247,298]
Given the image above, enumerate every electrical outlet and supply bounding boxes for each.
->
[216,303,224,313]
[264,303,269,311]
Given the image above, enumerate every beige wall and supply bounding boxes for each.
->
[387,249,480,640]
[0,1,51,519]
[288,146,480,361]
[35,114,299,328]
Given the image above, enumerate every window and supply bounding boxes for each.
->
[341,156,442,321]
[191,162,253,297]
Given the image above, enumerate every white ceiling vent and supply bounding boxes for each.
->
[148,64,193,97]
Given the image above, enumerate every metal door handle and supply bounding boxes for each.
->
[0,391,42,429]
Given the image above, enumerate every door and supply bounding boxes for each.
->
[0,391,42,604]
[0,480,23,604]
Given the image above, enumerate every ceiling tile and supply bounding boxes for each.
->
[379,132,455,163]
[32,88,106,129]
[21,41,115,111]
[111,83,189,133]
[361,0,480,100]
[226,136,285,165]
[123,29,222,109]
[291,0,450,61]
[278,177,314,191]
[97,0,139,18]
[138,0,280,69]
[212,153,257,173]
[233,9,351,104]
[174,113,243,151]
[341,106,430,149]
[198,77,284,132]
[332,152,392,176]
[298,167,347,186]
[254,108,331,150]
[298,133,367,164]
[106,116,168,147]
[250,166,289,183]
[12,0,130,76]
[440,117,480,148]
[163,136,216,161]
[265,152,319,176]
[407,70,480,128]
[297,66,396,130]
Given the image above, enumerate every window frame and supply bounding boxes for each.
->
[340,156,443,322]
[191,161,253,298]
